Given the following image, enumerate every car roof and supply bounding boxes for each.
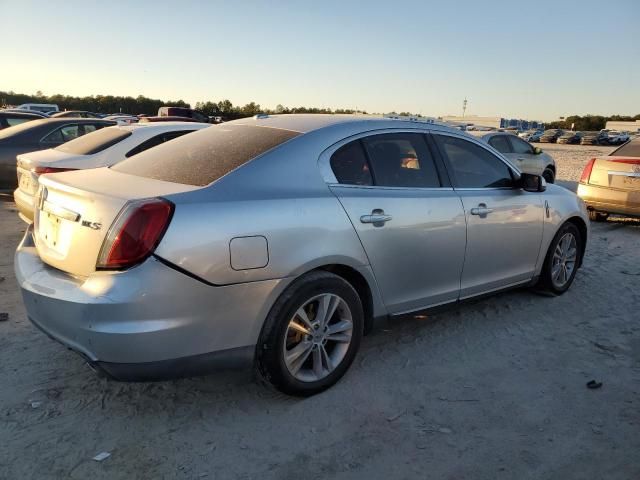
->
[120,121,210,132]
[228,113,460,135]
[0,110,44,118]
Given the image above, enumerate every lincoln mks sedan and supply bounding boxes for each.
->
[15,115,589,396]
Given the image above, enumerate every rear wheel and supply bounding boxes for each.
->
[256,271,363,396]
[588,210,608,222]
[542,168,555,184]
[538,222,583,294]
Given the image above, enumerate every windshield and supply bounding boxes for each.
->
[112,124,301,186]
[55,127,132,155]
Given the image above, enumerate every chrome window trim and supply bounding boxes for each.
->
[318,126,448,188]
[328,183,455,192]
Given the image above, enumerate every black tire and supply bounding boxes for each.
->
[537,222,583,295]
[588,210,608,222]
[542,168,555,184]
[256,271,364,396]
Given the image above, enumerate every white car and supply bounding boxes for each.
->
[607,131,630,145]
[14,122,211,222]
[103,115,140,125]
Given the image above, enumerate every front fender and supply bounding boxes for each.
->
[535,185,589,275]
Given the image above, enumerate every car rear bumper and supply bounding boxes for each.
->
[577,183,640,218]
[15,227,291,380]
[13,187,35,223]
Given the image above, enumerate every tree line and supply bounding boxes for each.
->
[2,91,637,127]
[0,90,369,119]
[545,114,640,131]
[0,90,190,116]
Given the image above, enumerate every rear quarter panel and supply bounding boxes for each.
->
[155,131,373,286]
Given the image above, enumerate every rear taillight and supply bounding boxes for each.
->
[580,158,596,183]
[33,166,78,175]
[96,198,174,270]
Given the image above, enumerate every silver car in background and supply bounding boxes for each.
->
[472,131,557,183]
[15,115,588,396]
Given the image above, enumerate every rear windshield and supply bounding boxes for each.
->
[55,127,132,155]
[0,118,47,139]
[112,124,301,186]
[611,138,640,158]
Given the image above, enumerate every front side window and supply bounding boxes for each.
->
[434,135,513,188]
[488,135,512,154]
[508,136,534,154]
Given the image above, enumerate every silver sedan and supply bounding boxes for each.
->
[471,131,557,183]
[15,115,589,396]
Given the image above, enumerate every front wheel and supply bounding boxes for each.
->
[537,222,583,294]
[542,168,555,184]
[256,271,364,396]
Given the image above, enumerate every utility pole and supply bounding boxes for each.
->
[462,97,468,118]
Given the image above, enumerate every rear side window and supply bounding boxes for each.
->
[488,135,512,154]
[56,127,133,155]
[112,124,300,186]
[125,130,194,157]
[611,138,640,157]
[434,135,513,188]
[362,133,440,188]
[330,141,373,186]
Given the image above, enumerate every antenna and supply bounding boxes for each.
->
[462,97,468,118]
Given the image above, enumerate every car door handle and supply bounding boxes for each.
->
[516,157,525,162]
[470,204,493,216]
[360,210,392,225]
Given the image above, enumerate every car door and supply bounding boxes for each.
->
[326,131,466,314]
[432,133,544,299]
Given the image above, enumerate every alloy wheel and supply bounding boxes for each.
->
[551,232,577,288]
[283,293,353,382]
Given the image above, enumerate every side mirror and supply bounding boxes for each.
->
[520,173,546,192]
[533,147,542,155]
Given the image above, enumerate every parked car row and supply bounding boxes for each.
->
[1,104,223,126]
[14,122,211,221]
[10,114,591,396]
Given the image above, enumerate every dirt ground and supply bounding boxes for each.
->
[1,144,639,480]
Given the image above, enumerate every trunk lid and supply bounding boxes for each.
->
[17,149,82,196]
[589,156,640,192]
[34,168,199,277]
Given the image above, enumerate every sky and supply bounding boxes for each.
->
[1,0,638,121]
